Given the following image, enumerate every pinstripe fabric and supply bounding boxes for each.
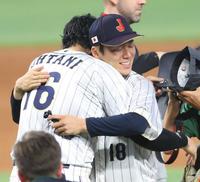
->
[94,72,166,182]
[10,49,132,182]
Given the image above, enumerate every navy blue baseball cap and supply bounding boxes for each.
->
[89,14,141,47]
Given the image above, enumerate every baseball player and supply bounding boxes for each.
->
[88,15,163,182]
[83,14,164,182]
[10,14,157,182]
[102,1,167,180]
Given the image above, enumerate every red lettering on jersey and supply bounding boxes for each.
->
[116,18,125,32]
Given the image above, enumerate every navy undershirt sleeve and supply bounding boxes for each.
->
[131,128,188,151]
[86,112,188,152]
[86,112,149,137]
[10,90,21,124]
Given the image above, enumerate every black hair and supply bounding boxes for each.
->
[62,14,96,49]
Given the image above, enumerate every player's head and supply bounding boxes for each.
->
[62,14,96,54]
[89,14,140,76]
[103,0,146,24]
[13,131,62,182]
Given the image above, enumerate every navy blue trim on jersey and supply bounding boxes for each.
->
[86,112,149,137]
[131,129,188,151]
[10,89,21,124]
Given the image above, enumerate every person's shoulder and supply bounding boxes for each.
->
[92,57,120,72]
[30,49,64,62]
[128,71,153,86]
[33,48,86,59]
[86,58,127,84]
[129,71,148,81]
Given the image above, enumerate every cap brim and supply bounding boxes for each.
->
[101,33,141,47]
[158,51,179,82]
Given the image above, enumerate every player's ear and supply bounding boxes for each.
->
[56,162,63,178]
[91,47,100,59]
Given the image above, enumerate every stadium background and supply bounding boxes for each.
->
[0,0,200,181]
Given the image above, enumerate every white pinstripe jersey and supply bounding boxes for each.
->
[93,72,165,182]
[11,49,133,182]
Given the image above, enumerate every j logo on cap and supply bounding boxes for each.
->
[116,18,125,32]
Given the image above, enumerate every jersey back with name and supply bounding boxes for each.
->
[14,49,132,180]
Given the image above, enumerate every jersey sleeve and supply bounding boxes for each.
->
[127,72,162,140]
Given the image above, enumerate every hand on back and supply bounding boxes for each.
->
[14,66,50,99]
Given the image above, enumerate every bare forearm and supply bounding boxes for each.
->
[13,84,25,100]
